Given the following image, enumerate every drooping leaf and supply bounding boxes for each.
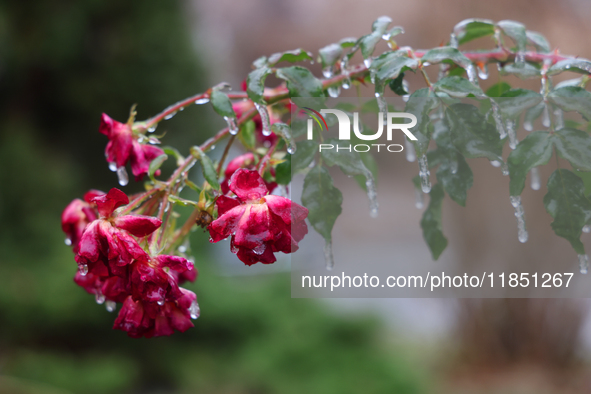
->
[420,183,448,260]
[497,88,542,119]
[370,51,418,84]
[246,66,272,104]
[190,146,220,191]
[318,44,343,69]
[168,195,198,207]
[321,138,372,179]
[553,128,591,171]
[507,131,554,196]
[389,72,408,96]
[547,58,591,76]
[497,20,527,51]
[404,88,439,154]
[162,146,184,166]
[526,30,551,53]
[276,66,325,98]
[549,86,591,120]
[436,153,473,206]
[543,169,591,254]
[359,16,392,60]
[267,49,313,66]
[453,19,495,45]
[444,103,504,161]
[301,166,343,241]
[210,89,236,118]
[434,76,484,98]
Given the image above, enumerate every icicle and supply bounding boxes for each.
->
[224,116,239,135]
[164,111,177,120]
[510,196,528,243]
[95,290,106,305]
[147,125,157,133]
[105,301,116,312]
[277,124,296,154]
[340,58,352,89]
[583,225,591,234]
[324,239,334,271]
[490,101,507,139]
[523,120,533,132]
[578,254,589,274]
[515,52,526,65]
[530,167,541,190]
[414,184,424,209]
[322,66,333,79]
[506,119,518,150]
[540,75,548,95]
[254,102,272,136]
[418,154,432,193]
[364,172,379,218]
[363,58,372,68]
[117,166,129,186]
[478,64,489,80]
[449,33,458,48]
[466,64,478,84]
[79,264,88,276]
[541,102,551,128]
[189,300,200,319]
[405,139,416,162]
[501,162,509,176]
[108,162,117,172]
[194,97,210,105]
[327,85,341,98]
[553,108,564,130]
[490,160,502,168]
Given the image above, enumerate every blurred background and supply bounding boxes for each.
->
[2,0,591,393]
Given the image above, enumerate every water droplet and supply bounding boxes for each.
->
[541,103,551,128]
[553,108,564,130]
[276,123,296,155]
[579,254,589,274]
[108,162,117,172]
[189,300,200,319]
[79,264,88,276]
[478,64,489,80]
[327,85,341,98]
[510,196,528,243]
[540,75,548,95]
[224,116,239,135]
[210,145,216,150]
[418,154,431,193]
[405,139,416,162]
[523,120,533,132]
[402,94,410,102]
[322,66,333,79]
[501,162,509,176]
[164,111,177,120]
[363,58,372,68]
[117,166,129,186]
[287,145,296,154]
[414,185,424,209]
[157,299,165,306]
[324,240,334,271]
[506,119,518,150]
[449,33,458,48]
[95,290,106,305]
[490,100,507,139]
[515,52,526,65]
[148,126,157,133]
[253,244,266,255]
[64,238,72,246]
[342,79,351,90]
[179,106,185,111]
[466,64,478,84]
[254,102,272,137]
[195,97,210,105]
[231,243,239,254]
[530,167,541,191]
[490,160,502,168]
[178,245,187,253]
[105,300,116,312]
[583,225,591,233]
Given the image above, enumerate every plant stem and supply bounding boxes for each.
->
[217,135,236,175]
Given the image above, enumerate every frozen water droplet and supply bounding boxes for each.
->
[95,290,105,305]
[540,75,548,95]
[224,116,239,135]
[253,244,266,255]
[506,119,518,150]
[553,108,564,130]
[490,101,507,139]
[189,300,200,319]
[148,137,159,145]
[583,225,591,233]
[157,299,165,306]
[363,58,372,68]
[450,158,459,175]
[64,238,72,246]
[365,174,379,218]
[178,245,187,253]
[254,102,272,137]
[541,103,551,128]
[105,300,116,312]
[501,162,509,176]
[418,154,431,193]
[510,196,528,243]
[466,64,478,84]
[478,64,489,80]
[342,79,351,89]
[449,33,458,48]
[515,52,526,65]
[287,145,296,154]
[179,106,185,111]
[414,185,424,209]
[402,94,410,102]
[164,111,177,120]
[148,126,157,133]
[79,264,88,276]
[530,167,541,191]
[382,32,392,41]
[405,139,416,162]
[523,120,533,132]
[490,160,502,168]
[230,243,239,254]
[195,97,210,105]
[322,66,333,79]
[117,166,129,186]
[108,162,117,172]
[579,254,589,274]
[324,240,334,271]
[210,145,216,150]
[327,85,341,98]
[276,123,296,155]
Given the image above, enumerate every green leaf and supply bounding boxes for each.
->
[359,16,392,60]
[404,88,439,154]
[453,19,495,45]
[148,154,168,181]
[421,46,472,69]
[168,195,198,207]
[370,51,418,84]
[444,103,504,161]
[321,138,372,178]
[210,89,236,118]
[301,166,343,241]
[574,170,591,197]
[526,31,551,53]
[507,131,554,196]
[497,88,542,118]
[267,48,313,66]
[184,179,202,194]
[486,82,511,97]
[275,155,291,185]
[549,86,591,120]
[547,58,591,76]
[523,101,545,127]
[338,37,357,48]
[246,66,272,104]
[420,183,448,260]
[237,120,256,150]
[318,43,343,68]
[543,169,591,254]
[497,20,527,51]
[190,146,220,190]
[501,62,541,79]
[275,66,325,98]
[354,151,378,192]
[292,140,318,173]
[389,72,408,96]
[436,153,473,206]
[162,146,184,166]
[553,128,591,171]
[433,76,484,98]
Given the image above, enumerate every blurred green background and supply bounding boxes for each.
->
[0,1,427,393]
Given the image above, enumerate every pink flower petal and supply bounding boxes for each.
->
[215,195,240,216]
[233,204,274,249]
[236,243,276,266]
[114,215,161,237]
[208,204,247,243]
[155,255,193,273]
[265,195,308,225]
[93,188,129,218]
[228,169,268,201]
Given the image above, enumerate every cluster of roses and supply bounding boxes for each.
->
[62,188,198,338]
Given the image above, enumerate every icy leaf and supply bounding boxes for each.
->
[526,31,551,53]
[544,169,591,254]
[388,72,408,96]
[420,46,472,69]
[486,82,511,97]
[301,166,343,242]
[433,76,484,98]
[453,19,495,45]
[404,88,439,155]
[421,183,448,260]
[276,66,325,98]
[547,58,591,76]
[436,153,473,206]
[267,48,313,66]
[549,86,591,120]
[370,51,418,85]
[246,66,272,104]
[497,89,542,119]
[553,128,591,171]
[210,89,236,119]
[497,20,527,51]
[148,154,168,182]
[507,131,554,196]
[318,43,343,69]
[275,140,318,185]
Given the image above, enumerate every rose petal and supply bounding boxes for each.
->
[208,204,247,243]
[233,204,274,249]
[93,188,129,218]
[114,215,161,237]
[265,195,308,225]
[215,195,241,216]
[228,169,268,201]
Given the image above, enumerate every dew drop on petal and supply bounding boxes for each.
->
[79,264,88,276]
[117,166,129,186]
[324,240,334,271]
[510,196,528,243]
[157,299,165,306]
[253,244,266,255]
[195,97,210,105]
[530,167,541,191]
[418,154,431,193]
[105,300,116,312]
[95,290,106,305]
[189,300,201,319]
[579,254,589,274]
